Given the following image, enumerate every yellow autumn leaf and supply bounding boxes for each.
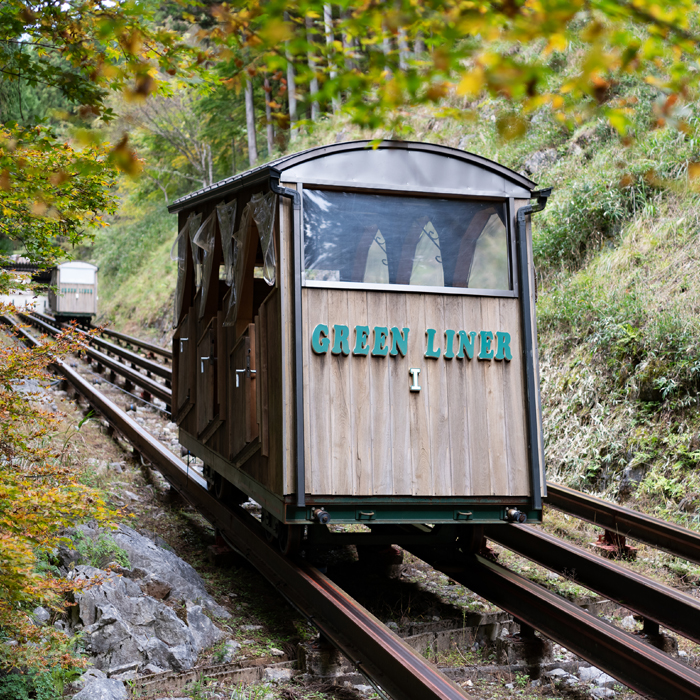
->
[456,68,485,97]
[545,34,568,54]
[688,163,700,180]
[258,18,292,44]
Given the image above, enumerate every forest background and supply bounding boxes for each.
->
[3,0,700,693]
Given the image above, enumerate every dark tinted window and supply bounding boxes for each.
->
[303,190,510,291]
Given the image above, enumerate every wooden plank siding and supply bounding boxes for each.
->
[301,288,530,497]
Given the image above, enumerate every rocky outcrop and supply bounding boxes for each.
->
[110,525,230,619]
[71,678,128,700]
[62,525,229,680]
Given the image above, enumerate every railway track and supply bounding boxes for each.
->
[9,311,700,699]
[19,312,172,414]
[2,314,469,700]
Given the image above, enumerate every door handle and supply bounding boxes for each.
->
[234,349,256,387]
[200,356,215,373]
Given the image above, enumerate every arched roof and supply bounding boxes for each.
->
[168,140,536,213]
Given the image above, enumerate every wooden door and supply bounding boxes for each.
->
[228,324,258,458]
[196,320,217,435]
[174,313,195,422]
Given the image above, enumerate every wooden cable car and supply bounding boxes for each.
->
[168,140,551,550]
[48,261,99,324]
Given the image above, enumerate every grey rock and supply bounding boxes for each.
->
[123,490,140,502]
[579,666,605,683]
[263,666,293,682]
[505,683,514,689]
[186,602,225,651]
[591,689,616,699]
[110,670,137,682]
[269,647,285,657]
[112,526,229,618]
[353,686,374,697]
[71,678,128,700]
[620,466,648,496]
[545,668,569,679]
[221,640,241,663]
[240,624,262,631]
[141,663,165,675]
[72,566,205,675]
[53,620,68,635]
[596,672,618,689]
[57,543,80,570]
[620,615,637,631]
[32,606,51,625]
[523,148,558,175]
[75,668,107,689]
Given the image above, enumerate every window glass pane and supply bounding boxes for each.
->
[364,230,389,284]
[303,190,510,291]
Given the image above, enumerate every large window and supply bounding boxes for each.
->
[303,189,511,292]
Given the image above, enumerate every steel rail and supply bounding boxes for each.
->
[99,326,172,361]
[17,313,171,407]
[406,545,700,700]
[485,524,700,645]
[32,311,171,361]
[29,312,170,381]
[546,482,700,566]
[1,316,469,700]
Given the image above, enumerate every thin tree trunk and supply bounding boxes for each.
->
[324,4,339,113]
[306,16,320,121]
[287,55,298,141]
[245,77,258,167]
[231,135,236,175]
[398,27,409,70]
[284,11,298,142]
[207,143,213,185]
[414,32,425,54]
[264,77,274,156]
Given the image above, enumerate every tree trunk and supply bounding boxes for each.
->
[306,16,320,121]
[324,4,339,113]
[207,143,213,185]
[245,77,258,167]
[414,32,426,54]
[398,27,409,70]
[264,77,274,156]
[287,56,298,141]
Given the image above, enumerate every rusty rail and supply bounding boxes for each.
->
[485,523,700,645]
[546,482,700,566]
[406,542,700,700]
[29,312,170,380]
[32,311,171,361]
[99,326,172,361]
[2,315,470,700]
[17,313,171,408]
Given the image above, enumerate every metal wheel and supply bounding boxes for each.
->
[212,472,247,505]
[278,524,303,557]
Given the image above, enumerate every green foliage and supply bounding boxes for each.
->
[0,673,31,700]
[91,202,176,293]
[0,124,118,285]
[208,0,700,138]
[0,669,66,700]
[71,531,130,570]
[534,126,700,275]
